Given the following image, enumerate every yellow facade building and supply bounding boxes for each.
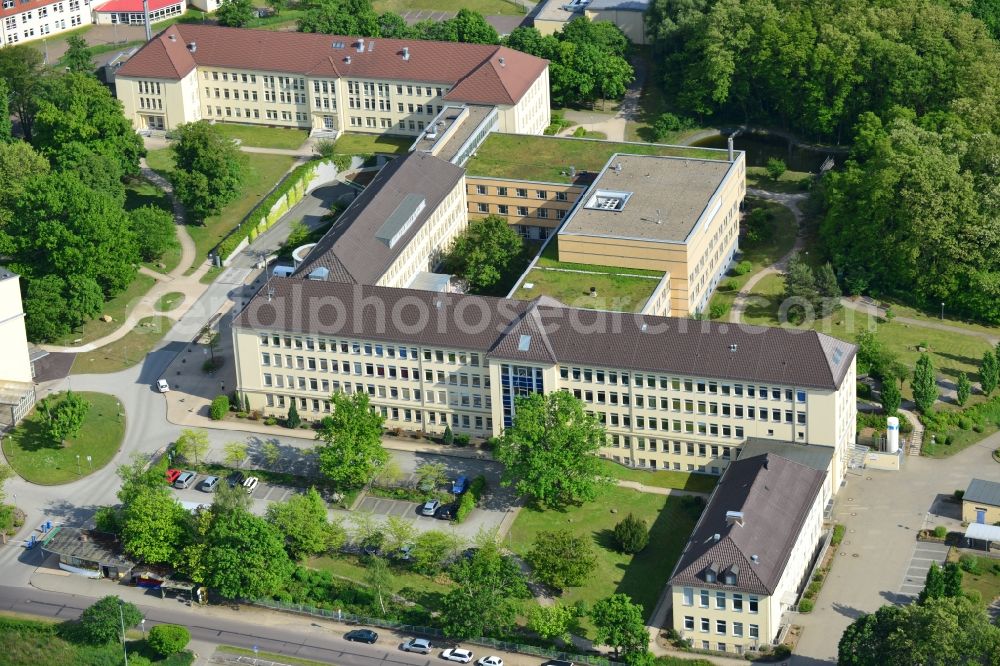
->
[114,24,551,137]
[963,478,1000,525]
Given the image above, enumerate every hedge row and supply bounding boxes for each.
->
[216,159,325,262]
[454,474,487,524]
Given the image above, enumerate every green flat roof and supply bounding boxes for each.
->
[513,267,661,313]
[466,134,731,184]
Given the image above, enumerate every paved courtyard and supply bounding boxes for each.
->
[789,432,1000,665]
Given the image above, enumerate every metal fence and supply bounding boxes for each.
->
[249,598,615,666]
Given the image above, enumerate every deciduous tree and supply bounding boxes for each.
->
[440,543,530,638]
[170,121,246,222]
[0,79,12,142]
[765,157,787,181]
[129,205,177,262]
[956,372,971,406]
[61,36,94,73]
[79,596,143,644]
[223,441,248,468]
[526,603,575,642]
[266,487,342,559]
[364,555,392,614]
[591,593,649,660]
[147,624,190,657]
[202,505,294,599]
[40,390,90,445]
[918,561,945,603]
[315,392,387,488]
[411,529,461,574]
[527,529,597,590]
[0,44,45,140]
[383,515,417,555]
[174,429,210,466]
[495,391,610,508]
[442,215,525,295]
[120,483,189,564]
[942,562,963,599]
[216,0,256,27]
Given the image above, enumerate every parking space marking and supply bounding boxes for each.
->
[898,541,948,600]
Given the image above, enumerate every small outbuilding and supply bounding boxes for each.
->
[41,527,134,580]
[963,478,1000,525]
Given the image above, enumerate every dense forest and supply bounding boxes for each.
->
[647,0,1000,322]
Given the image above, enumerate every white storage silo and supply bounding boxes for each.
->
[887,416,900,453]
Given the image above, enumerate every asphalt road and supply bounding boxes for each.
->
[0,585,440,666]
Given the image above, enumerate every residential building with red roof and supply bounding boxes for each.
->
[1,0,93,47]
[114,23,550,136]
[92,0,184,27]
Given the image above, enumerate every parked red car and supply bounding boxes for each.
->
[165,468,181,484]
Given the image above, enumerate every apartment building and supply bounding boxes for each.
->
[668,452,826,656]
[232,278,857,482]
[0,0,91,46]
[292,150,467,290]
[0,270,36,429]
[114,24,550,136]
[557,153,745,315]
[92,0,184,26]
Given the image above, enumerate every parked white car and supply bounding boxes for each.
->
[477,657,503,666]
[243,476,259,494]
[441,648,474,663]
[156,379,170,392]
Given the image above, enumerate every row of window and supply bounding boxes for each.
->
[473,184,571,200]
[474,202,566,220]
[561,368,808,403]
[682,616,760,641]
[260,353,491,388]
[260,375,491,409]
[608,455,725,474]
[263,392,491,431]
[138,97,163,110]
[4,0,82,18]
[683,588,759,613]
[258,337,484,367]
[109,5,181,23]
[608,438,734,458]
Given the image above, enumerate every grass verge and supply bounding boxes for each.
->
[331,133,412,156]
[1,392,125,485]
[155,292,185,312]
[947,549,1000,606]
[310,553,453,606]
[51,274,157,346]
[746,167,811,194]
[217,645,332,666]
[212,123,309,150]
[598,459,718,493]
[71,316,173,374]
[509,485,703,638]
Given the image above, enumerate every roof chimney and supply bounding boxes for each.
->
[725,511,745,527]
[168,34,176,41]
[712,533,721,542]
[187,41,197,53]
[345,55,351,64]
[402,47,410,61]
[357,38,365,53]
[727,135,734,162]
[751,554,760,564]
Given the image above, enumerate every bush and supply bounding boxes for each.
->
[455,475,486,524]
[315,139,336,158]
[954,489,965,500]
[442,425,453,445]
[831,524,846,547]
[773,645,792,659]
[708,302,728,319]
[264,417,278,426]
[856,382,873,399]
[209,395,229,421]
[651,112,694,141]
[147,624,191,657]
[613,513,649,554]
[798,599,814,613]
[933,525,947,539]
[454,433,471,446]
[959,554,981,575]
[733,260,753,275]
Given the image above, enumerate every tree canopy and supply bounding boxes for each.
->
[266,487,344,559]
[61,36,95,74]
[78,596,143,645]
[216,0,256,27]
[527,529,598,590]
[315,392,387,488]
[441,215,525,295]
[495,391,610,508]
[440,542,531,638]
[591,593,650,660]
[170,121,246,222]
[201,505,294,599]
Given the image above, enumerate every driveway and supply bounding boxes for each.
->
[789,432,1000,664]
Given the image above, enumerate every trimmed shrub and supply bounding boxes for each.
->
[733,260,753,275]
[932,525,947,539]
[959,554,981,575]
[613,513,649,554]
[209,395,229,421]
[147,624,191,657]
[454,475,487,524]
[454,433,470,446]
[954,489,965,500]
[442,425,454,445]
[831,524,846,547]
[798,599,814,613]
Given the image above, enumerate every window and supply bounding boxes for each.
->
[516,188,527,198]
[716,620,726,635]
[700,618,709,633]
[748,596,759,614]
[556,191,568,201]
[715,591,726,610]
[683,616,694,631]
[749,624,759,639]
[477,203,489,213]
[699,590,709,608]
[682,587,693,606]
[732,622,743,637]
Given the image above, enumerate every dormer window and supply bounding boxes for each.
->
[724,564,739,585]
[704,562,719,583]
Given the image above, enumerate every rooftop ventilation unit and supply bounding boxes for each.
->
[402,46,410,61]
[729,343,738,352]
[187,41,197,53]
[356,38,365,52]
[585,189,632,212]
[725,511,745,527]
[498,56,505,67]
[751,554,760,564]
[613,162,622,175]
[367,40,374,52]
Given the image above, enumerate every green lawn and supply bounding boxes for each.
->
[199,265,224,285]
[218,646,328,666]
[147,148,296,258]
[513,267,660,312]
[509,485,702,637]
[71,316,173,374]
[310,554,453,608]
[947,551,1000,606]
[0,616,192,666]
[212,123,309,150]
[124,177,183,275]
[598,459,718,493]
[155,292,185,312]
[746,167,811,194]
[878,301,1000,338]
[1,392,126,485]
[50,274,157,346]
[741,273,786,325]
[535,237,665,277]
[466,134,729,184]
[332,133,412,156]
[707,198,798,320]
[373,0,524,13]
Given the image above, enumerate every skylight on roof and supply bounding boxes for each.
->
[517,335,531,352]
[832,348,844,366]
[585,189,632,212]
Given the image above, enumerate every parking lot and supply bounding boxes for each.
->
[168,471,304,514]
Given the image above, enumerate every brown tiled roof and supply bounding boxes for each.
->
[293,152,465,285]
[234,279,856,390]
[117,24,548,106]
[669,453,825,595]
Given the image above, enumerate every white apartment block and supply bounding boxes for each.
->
[0,269,36,429]
[0,0,91,47]
[114,24,551,136]
[233,280,858,485]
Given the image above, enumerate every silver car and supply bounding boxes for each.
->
[402,638,432,654]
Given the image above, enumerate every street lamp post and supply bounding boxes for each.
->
[118,600,129,666]
[76,454,81,476]
[140,618,146,638]
[940,302,945,320]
